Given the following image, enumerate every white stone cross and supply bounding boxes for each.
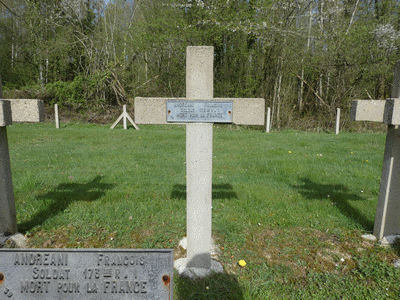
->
[0,78,45,240]
[350,61,400,241]
[134,46,265,276]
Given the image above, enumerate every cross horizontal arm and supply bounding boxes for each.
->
[1,99,45,123]
[134,97,265,125]
[350,100,386,123]
[351,99,400,125]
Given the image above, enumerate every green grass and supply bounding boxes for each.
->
[8,123,400,299]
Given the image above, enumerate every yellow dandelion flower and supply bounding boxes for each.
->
[238,260,246,267]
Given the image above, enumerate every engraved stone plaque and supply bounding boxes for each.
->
[0,249,173,299]
[166,100,233,123]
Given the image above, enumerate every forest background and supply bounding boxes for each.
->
[1,0,399,130]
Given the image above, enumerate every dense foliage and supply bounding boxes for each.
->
[1,0,400,127]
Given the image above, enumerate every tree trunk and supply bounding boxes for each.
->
[276,70,282,128]
[299,6,313,113]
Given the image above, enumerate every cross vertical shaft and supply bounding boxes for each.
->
[186,46,213,269]
[0,76,17,237]
[0,127,16,236]
[373,61,400,238]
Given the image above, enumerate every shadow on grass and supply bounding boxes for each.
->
[171,184,238,200]
[19,176,115,233]
[174,272,244,300]
[293,178,374,231]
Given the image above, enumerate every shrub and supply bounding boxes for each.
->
[45,76,89,109]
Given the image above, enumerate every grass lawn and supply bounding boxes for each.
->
[8,122,400,299]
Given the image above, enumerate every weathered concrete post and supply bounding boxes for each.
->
[123,105,127,129]
[55,104,60,129]
[335,108,340,134]
[266,107,271,133]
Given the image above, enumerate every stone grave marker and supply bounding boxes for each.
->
[0,248,173,299]
[134,46,265,277]
[350,61,400,241]
[0,79,45,241]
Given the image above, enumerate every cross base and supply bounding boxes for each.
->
[174,237,224,278]
[174,258,224,278]
[0,233,28,248]
[378,234,400,246]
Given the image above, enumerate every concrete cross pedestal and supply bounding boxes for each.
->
[350,61,400,243]
[134,46,265,277]
[0,79,45,244]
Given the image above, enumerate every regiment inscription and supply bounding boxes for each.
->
[166,100,233,123]
[0,249,173,299]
